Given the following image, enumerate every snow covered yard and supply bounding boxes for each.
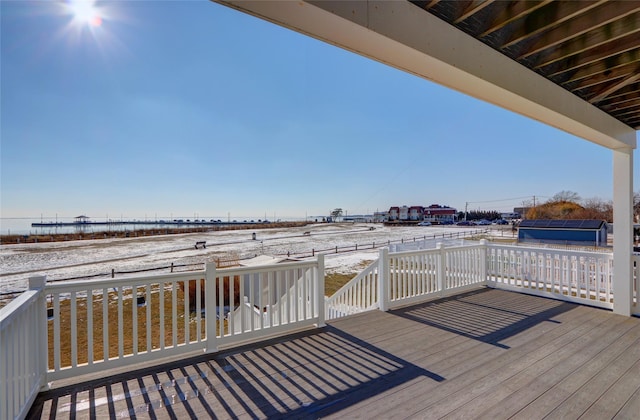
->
[0,223,506,294]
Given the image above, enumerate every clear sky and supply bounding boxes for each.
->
[1,0,638,221]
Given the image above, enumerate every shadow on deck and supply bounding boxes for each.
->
[28,288,640,419]
[391,288,572,349]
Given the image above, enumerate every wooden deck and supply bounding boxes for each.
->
[28,288,640,419]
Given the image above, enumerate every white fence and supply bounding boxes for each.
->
[210,258,325,350]
[487,245,614,309]
[325,241,620,321]
[325,242,488,320]
[0,277,47,420]
[44,270,209,382]
[325,259,380,319]
[0,258,325,419]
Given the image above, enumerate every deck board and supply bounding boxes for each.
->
[28,288,640,419]
[343,307,612,419]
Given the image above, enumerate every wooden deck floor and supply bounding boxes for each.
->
[29,288,640,419]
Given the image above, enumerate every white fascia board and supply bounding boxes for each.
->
[215,0,636,150]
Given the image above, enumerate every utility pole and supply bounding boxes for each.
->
[532,195,536,219]
[464,202,468,221]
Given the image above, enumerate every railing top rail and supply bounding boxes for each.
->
[216,259,318,276]
[0,289,40,327]
[389,242,485,258]
[487,243,613,258]
[44,269,207,292]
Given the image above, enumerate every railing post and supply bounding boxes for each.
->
[205,263,218,353]
[479,239,488,285]
[436,243,445,296]
[316,254,326,327]
[378,248,389,312]
[29,275,49,390]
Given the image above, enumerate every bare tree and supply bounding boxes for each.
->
[330,208,343,222]
[550,190,581,203]
[579,197,612,222]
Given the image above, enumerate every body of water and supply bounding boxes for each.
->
[0,216,314,236]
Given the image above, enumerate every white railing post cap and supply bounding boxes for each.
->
[29,275,46,290]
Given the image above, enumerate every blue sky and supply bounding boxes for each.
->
[1,0,638,221]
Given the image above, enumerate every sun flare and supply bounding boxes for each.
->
[66,0,103,27]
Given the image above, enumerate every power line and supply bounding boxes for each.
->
[466,195,548,204]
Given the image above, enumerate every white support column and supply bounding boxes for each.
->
[204,263,218,352]
[612,148,634,316]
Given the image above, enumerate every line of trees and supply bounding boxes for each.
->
[522,190,640,223]
[456,210,502,221]
[459,190,640,223]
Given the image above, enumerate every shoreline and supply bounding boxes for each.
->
[0,221,310,245]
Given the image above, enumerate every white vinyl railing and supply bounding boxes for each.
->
[387,242,487,309]
[209,257,325,350]
[325,242,489,319]
[44,270,209,382]
[325,259,379,320]
[487,245,614,309]
[0,256,326,415]
[325,241,617,320]
[1,242,634,417]
[0,277,47,420]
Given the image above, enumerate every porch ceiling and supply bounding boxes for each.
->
[414,0,640,131]
[214,0,638,150]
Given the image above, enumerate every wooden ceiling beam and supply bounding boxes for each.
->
[598,89,640,108]
[544,33,640,78]
[519,6,640,61]
[600,97,640,113]
[529,13,640,69]
[561,61,640,88]
[499,1,606,49]
[478,0,552,38]
[453,0,493,24]
[589,72,640,103]
[611,104,640,118]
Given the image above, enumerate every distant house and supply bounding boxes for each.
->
[388,207,400,221]
[408,206,424,221]
[386,204,457,223]
[398,206,410,221]
[518,219,608,246]
[423,204,457,223]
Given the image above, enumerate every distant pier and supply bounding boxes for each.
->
[31,220,270,228]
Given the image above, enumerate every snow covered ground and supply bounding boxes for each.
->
[0,223,514,293]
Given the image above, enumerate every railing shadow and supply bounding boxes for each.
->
[28,325,444,419]
[390,288,576,349]
[28,289,575,418]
